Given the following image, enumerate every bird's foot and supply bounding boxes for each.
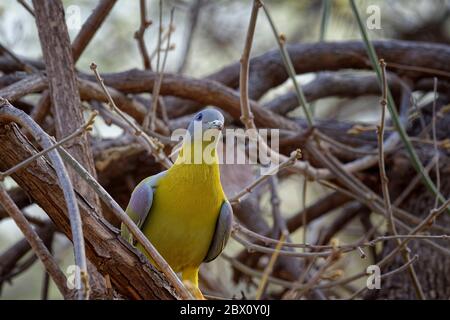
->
[183,280,206,300]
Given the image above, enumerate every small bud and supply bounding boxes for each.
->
[330,238,339,248]
[294,148,302,160]
[321,269,344,280]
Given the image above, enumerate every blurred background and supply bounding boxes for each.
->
[0,0,449,299]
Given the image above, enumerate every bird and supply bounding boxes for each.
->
[121,108,233,299]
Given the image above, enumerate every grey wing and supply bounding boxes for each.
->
[120,170,167,245]
[204,200,233,263]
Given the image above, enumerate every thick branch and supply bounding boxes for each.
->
[0,122,179,300]
[32,0,100,209]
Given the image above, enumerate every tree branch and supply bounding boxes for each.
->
[32,0,101,211]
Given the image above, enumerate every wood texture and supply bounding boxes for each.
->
[0,122,179,300]
[32,0,100,209]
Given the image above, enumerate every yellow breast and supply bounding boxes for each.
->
[139,157,225,272]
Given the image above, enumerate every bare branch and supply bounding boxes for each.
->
[378,59,425,299]
[229,149,301,204]
[90,63,172,169]
[0,186,69,297]
[239,0,260,130]
[143,7,175,131]
[71,0,117,62]
[135,0,152,70]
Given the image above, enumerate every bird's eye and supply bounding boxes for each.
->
[195,113,203,121]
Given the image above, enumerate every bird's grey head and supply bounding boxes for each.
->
[186,108,225,140]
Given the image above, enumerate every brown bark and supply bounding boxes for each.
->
[0,122,178,300]
[211,40,450,99]
[32,0,100,209]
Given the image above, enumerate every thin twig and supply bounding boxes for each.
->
[284,256,317,299]
[378,59,425,299]
[349,254,419,300]
[17,0,35,16]
[380,197,450,266]
[431,77,440,209]
[232,233,334,258]
[0,43,37,73]
[233,227,449,260]
[41,229,55,300]
[0,186,69,298]
[255,233,285,300]
[238,23,313,184]
[134,0,152,70]
[233,220,449,250]
[149,27,176,60]
[309,145,450,236]
[239,0,260,130]
[378,59,395,232]
[226,222,444,293]
[269,176,289,238]
[317,174,450,235]
[177,0,203,73]
[71,0,117,62]
[146,7,175,132]
[142,0,162,130]
[0,112,97,181]
[306,200,450,291]
[90,62,172,168]
[393,155,437,207]
[336,198,450,295]
[295,249,340,298]
[229,149,301,203]
[260,0,313,125]
[319,0,330,41]
[387,62,450,79]
[380,254,420,279]
[301,178,308,249]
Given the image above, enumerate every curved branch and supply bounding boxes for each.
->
[209,40,450,100]
[87,70,300,130]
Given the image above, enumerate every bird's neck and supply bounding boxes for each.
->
[170,140,221,184]
[175,140,220,166]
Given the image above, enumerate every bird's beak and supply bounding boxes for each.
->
[208,120,224,131]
